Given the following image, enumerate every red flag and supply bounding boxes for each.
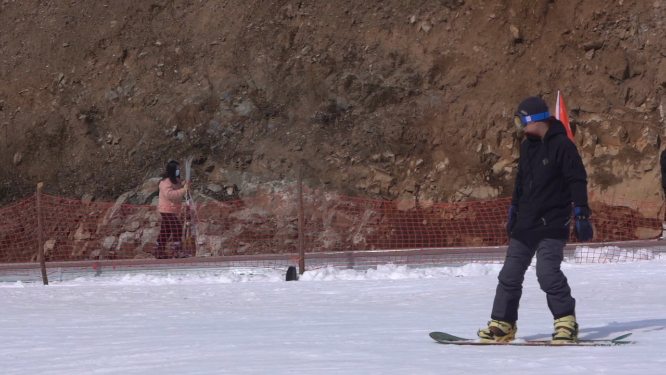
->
[555,91,575,143]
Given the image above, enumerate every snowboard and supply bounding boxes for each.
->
[429,331,635,346]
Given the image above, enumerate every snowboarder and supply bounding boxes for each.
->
[156,160,189,259]
[478,96,593,344]
[659,150,666,240]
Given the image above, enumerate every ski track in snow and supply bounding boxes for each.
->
[2,261,666,374]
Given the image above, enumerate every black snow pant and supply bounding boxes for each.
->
[491,238,575,324]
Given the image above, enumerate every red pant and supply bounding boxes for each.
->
[157,212,182,258]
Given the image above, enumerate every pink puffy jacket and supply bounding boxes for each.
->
[158,178,184,214]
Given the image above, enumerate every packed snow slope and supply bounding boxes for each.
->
[2,261,666,374]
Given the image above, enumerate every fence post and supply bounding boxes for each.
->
[36,182,48,285]
[297,167,306,275]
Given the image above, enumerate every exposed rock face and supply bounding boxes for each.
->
[0,0,665,210]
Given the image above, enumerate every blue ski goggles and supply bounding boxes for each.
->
[514,111,550,128]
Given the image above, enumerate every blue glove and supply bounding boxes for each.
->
[573,207,593,242]
[506,205,518,238]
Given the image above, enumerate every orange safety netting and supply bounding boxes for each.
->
[0,186,664,277]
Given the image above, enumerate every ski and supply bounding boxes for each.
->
[182,155,198,258]
[429,332,635,346]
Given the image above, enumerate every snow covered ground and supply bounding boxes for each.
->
[2,260,666,375]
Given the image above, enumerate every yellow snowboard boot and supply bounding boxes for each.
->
[552,315,579,343]
[477,320,517,342]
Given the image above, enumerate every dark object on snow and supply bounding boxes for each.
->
[286,266,298,281]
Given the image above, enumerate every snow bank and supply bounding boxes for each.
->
[5,248,666,288]
[300,263,503,281]
[0,280,26,288]
[0,269,286,287]
[1,264,504,287]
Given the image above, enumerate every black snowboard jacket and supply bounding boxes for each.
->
[510,118,589,246]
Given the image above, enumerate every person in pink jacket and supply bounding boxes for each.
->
[156,160,189,259]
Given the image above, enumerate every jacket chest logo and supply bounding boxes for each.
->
[542,158,549,165]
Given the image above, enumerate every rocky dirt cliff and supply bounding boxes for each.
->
[1,0,665,207]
